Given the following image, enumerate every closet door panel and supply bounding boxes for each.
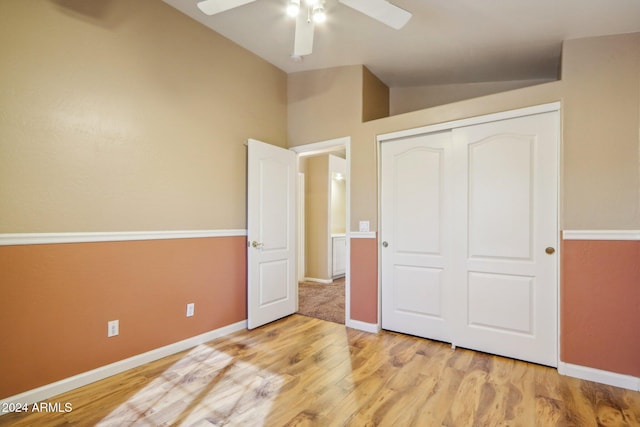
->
[467,272,534,335]
[381,131,453,342]
[452,112,558,367]
[468,136,533,260]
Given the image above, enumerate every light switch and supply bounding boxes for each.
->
[359,221,370,232]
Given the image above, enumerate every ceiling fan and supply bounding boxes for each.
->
[196,0,412,57]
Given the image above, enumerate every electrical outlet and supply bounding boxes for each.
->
[186,303,195,317]
[107,320,119,337]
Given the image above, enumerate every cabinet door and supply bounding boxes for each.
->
[332,237,346,276]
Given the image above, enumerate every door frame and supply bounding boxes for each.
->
[290,136,352,324]
[376,102,561,359]
[297,172,305,283]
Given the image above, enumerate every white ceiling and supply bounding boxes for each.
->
[162,0,640,87]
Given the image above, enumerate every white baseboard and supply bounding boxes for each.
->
[0,320,247,412]
[558,361,640,391]
[303,277,333,284]
[346,319,381,334]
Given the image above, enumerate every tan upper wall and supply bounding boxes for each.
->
[561,33,640,229]
[390,79,557,115]
[0,0,287,232]
[3,1,638,235]
[305,155,330,280]
[362,67,389,122]
[288,65,362,147]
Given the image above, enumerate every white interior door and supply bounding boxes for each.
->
[451,112,558,366]
[381,131,453,342]
[247,139,297,329]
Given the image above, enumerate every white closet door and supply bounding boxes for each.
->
[381,131,453,342]
[451,112,558,366]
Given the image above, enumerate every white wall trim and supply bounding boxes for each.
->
[0,229,248,246]
[0,320,247,412]
[558,362,640,391]
[562,230,640,241]
[377,102,561,143]
[350,231,377,239]
[346,319,381,334]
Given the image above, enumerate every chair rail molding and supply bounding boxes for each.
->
[562,230,640,240]
[0,230,248,246]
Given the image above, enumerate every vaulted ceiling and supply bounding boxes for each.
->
[162,0,640,87]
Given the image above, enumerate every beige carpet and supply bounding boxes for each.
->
[297,277,345,324]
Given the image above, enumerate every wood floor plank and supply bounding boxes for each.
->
[2,314,639,427]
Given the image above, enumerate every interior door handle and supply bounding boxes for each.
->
[545,247,555,254]
[382,241,389,248]
[251,241,264,248]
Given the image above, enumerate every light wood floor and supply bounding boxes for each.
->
[2,314,639,426]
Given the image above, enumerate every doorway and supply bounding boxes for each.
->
[291,137,351,325]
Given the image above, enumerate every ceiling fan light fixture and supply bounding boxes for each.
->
[286,0,300,17]
[312,4,326,23]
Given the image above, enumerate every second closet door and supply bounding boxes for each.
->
[450,112,558,367]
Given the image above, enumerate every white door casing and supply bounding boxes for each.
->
[380,109,559,367]
[297,172,305,283]
[381,131,453,343]
[247,139,297,329]
[451,112,559,366]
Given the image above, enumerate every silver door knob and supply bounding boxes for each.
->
[251,241,264,248]
[382,241,389,248]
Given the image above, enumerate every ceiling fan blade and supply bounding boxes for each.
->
[293,13,315,56]
[196,0,256,15]
[339,0,411,29]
